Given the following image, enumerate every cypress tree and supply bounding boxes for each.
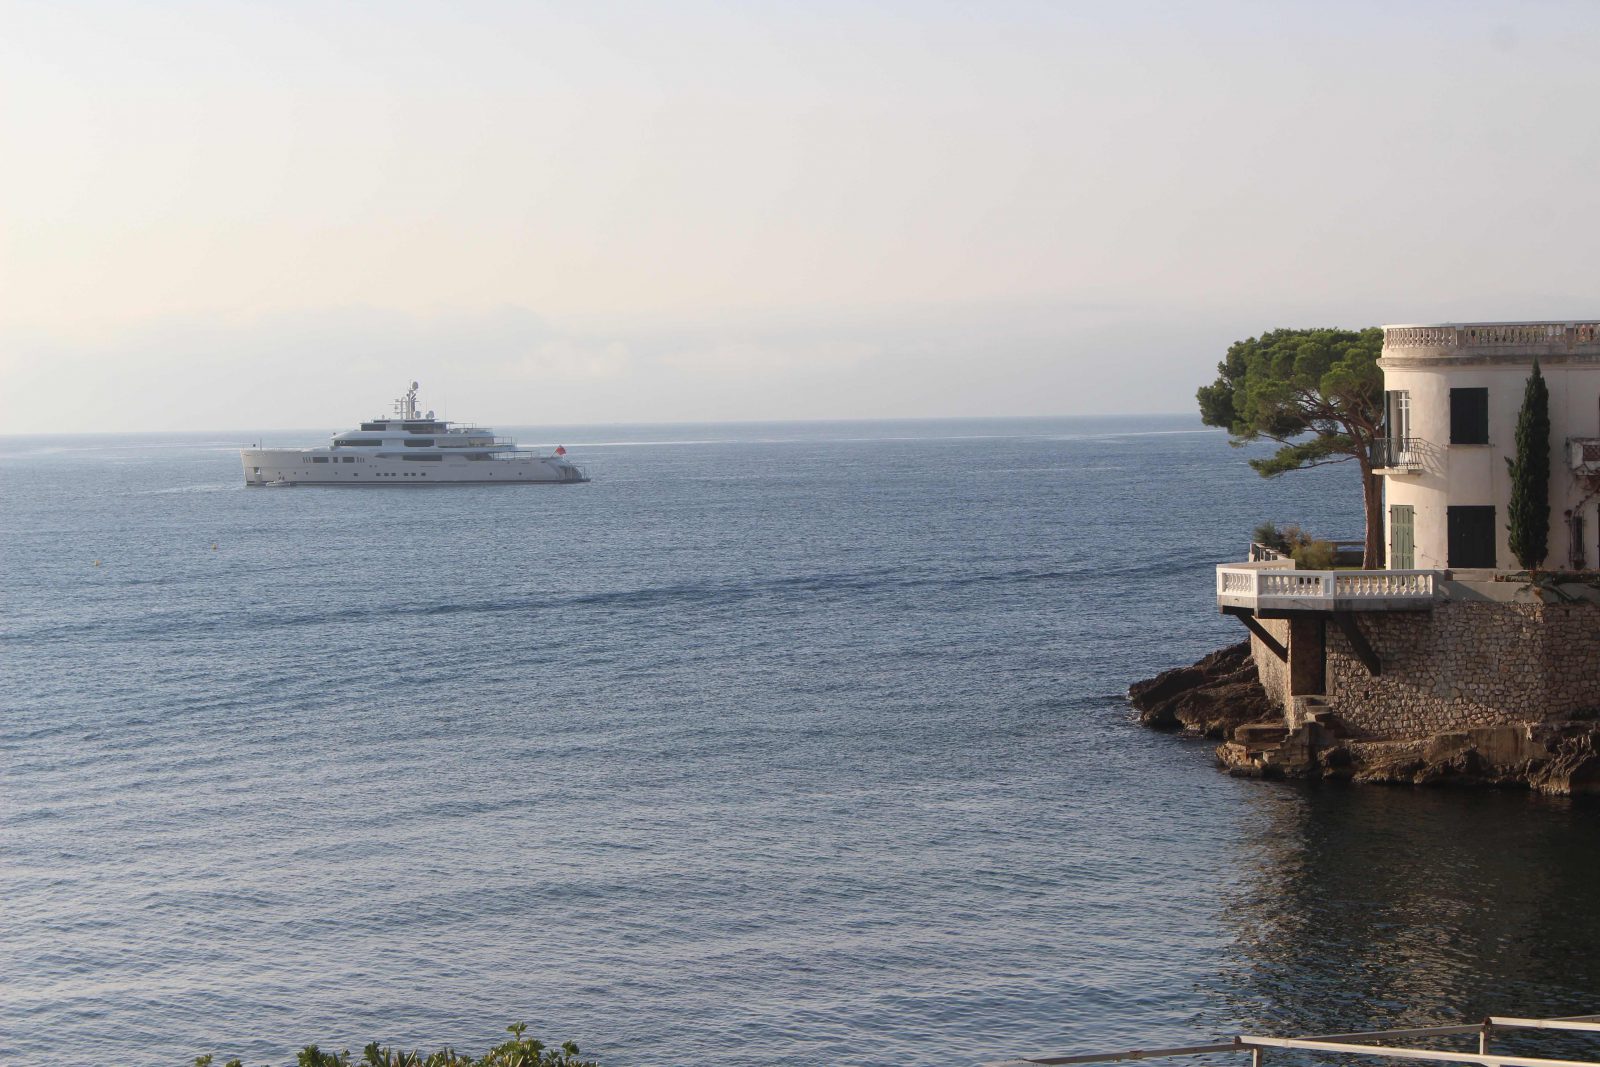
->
[1506,359,1551,570]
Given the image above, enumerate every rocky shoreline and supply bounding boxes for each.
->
[1129,644,1600,795]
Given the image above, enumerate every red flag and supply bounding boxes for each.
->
[554,445,567,456]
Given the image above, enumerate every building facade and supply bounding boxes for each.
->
[1377,321,1600,571]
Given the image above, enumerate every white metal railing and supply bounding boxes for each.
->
[989,1011,1600,1067]
[1217,566,1437,603]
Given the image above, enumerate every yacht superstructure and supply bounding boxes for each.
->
[241,383,588,486]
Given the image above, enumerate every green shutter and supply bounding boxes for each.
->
[1390,505,1414,569]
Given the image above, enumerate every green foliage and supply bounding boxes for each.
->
[1251,521,1340,568]
[1291,539,1338,570]
[1253,520,1319,555]
[1256,521,1323,552]
[1198,327,1385,565]
[200,1025,598,1067]
[1506,360,1551,570]
[1252,520,1290,552]
[1197,326,1383,473]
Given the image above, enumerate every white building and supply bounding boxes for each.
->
[1376,321,1600,572]
[1207,320,1600,752]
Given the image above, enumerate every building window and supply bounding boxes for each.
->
[1385,390,1411,442]
[1447,505,1497,568]
[1450,387,1489,444]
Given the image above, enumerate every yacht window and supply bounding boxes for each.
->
[360,422,386,431]
[336,439,382,446]
[402,454,443,461]
[312,457,329,463]
[342,457,355,463]
[403,439,435,447]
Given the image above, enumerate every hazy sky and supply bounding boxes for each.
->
[5,1,1600,432]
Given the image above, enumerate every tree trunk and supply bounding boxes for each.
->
[1361,461,1384,569]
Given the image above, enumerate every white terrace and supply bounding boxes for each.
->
[1215,558,1442,680]
[1216,559,1440,614]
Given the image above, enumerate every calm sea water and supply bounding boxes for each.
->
[3,416,1598,1067]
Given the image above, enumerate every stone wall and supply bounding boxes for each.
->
[1249,618,1290,710]
[1317,600,1600,739]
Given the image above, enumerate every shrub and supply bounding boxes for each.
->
[1252,520,1290,553]
[1255,521,1324,559]
[1291,540,1337,570]
[197,1024,599,1067]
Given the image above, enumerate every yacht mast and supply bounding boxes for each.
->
[395,381,421,420]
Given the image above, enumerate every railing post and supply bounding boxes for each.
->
[1322,572,1336,598]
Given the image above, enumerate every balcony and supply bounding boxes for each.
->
[1370,436,1424,473]
[1570,438,1600,474]
[1217,563,1439,613]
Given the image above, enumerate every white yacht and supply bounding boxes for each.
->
[241,383,589,486]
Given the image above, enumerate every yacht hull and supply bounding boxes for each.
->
[241,449,588,486]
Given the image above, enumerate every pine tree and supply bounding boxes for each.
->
[1197,327,1387,566]
[1506,359,1551,570]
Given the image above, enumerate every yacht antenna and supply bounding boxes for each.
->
[395,381,420,420]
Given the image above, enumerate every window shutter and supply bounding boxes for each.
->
[1447,505,1497,568]
[1450,388,1489,444]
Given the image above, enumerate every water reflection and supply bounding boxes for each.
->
[1212,784,1600,1044]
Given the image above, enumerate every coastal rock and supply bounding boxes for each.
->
[1218,713,1600,795]
[1127,641,1274,738]
[1137,643,1600,795]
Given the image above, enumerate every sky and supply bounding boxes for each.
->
[4,0,1600,433]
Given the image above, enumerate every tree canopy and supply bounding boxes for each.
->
[1197,327,1386,566]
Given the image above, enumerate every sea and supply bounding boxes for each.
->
[3,415,1598,1067]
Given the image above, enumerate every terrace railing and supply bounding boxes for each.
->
[1386,321,1600,348]
[1217,565,1438,611]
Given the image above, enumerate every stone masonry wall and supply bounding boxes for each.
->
[1326,600,1600,740]
[1249,617,1290,711]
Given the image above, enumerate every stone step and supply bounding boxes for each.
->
[1306,709,1350,739]
[1234,722,1290,745]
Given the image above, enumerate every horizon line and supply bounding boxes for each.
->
[0,411,1211,439]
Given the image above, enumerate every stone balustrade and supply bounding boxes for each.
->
[1217,564,1438,612]
[1385,321,1600,350]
